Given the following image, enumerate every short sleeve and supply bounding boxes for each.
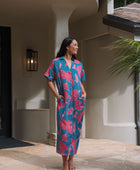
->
[44,60,56,81]
[81,63,85,82]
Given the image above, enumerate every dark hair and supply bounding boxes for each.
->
[56,37,77,60]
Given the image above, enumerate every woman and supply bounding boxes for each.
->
[44,37,86,170]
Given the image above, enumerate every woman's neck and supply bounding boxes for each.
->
[64,53,72,60]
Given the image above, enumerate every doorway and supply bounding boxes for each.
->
[0,26,12,137]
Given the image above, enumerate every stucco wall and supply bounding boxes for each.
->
[70,1,137,144]
[11,22,53,141]
[69,0,108,40]
[0,0,137,144]
[0,18,55,141]
[85,34,136,144]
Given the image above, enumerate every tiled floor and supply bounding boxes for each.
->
[0,138,140,170]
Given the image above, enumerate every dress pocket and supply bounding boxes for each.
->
[57,97,65,120]
[58,96,65,103]
[58,96,62,102]
[79,97,86,103]
[57,97,65,109]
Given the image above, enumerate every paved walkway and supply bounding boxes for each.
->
[0,138,140,170]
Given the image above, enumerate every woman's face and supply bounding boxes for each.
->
[67,39,78,55]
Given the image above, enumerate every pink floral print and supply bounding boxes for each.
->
[44,56,86,155]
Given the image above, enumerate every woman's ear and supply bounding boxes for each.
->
[66,46,69,51]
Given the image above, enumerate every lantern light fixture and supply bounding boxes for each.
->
[26,49,38,71]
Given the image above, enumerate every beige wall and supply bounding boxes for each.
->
[0,6,74,141]
[0,0,136,144]
[0,17,55,141]
[11,21,53,141]
[69,0,108,40]
[70,1,137,144]
[85,34,136,144]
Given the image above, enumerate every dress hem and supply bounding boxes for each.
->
[56,150,77,156]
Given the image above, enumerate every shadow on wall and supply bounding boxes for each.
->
[84,34,136,144]
[85,34,134,99]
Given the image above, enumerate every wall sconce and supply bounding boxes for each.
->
[26,49,38,71]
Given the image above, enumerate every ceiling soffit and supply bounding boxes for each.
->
[0,0,99,23]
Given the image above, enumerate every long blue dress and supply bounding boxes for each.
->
[44,56,86,156]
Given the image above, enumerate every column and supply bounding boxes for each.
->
[49,6,73,135]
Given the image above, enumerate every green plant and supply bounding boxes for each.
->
[109,38,140,90]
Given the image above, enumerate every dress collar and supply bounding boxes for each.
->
[59,56,75,61]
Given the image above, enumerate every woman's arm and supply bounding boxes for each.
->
[81,82,87,98]
[47,79,63,100]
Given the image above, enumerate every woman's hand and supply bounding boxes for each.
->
[47,79,65,101]
[57,94,65,101]
[80,92,87,99]
[80,82,86,99]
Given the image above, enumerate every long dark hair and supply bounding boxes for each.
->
[56,37,77,60]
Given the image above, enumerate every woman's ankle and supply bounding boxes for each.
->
[62,156,69,170]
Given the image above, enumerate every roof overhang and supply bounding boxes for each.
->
[103,14,140,34]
